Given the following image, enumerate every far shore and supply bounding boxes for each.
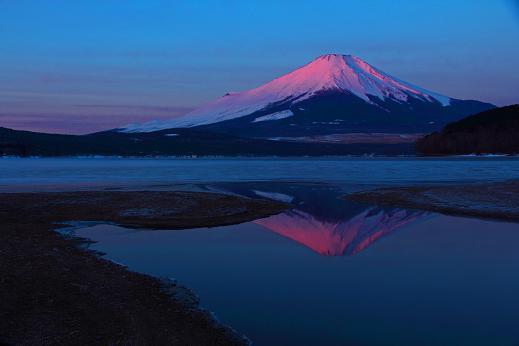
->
[0,190,288,345]
[346,180,519,221]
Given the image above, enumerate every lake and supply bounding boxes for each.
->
[2,156,519,191]
[5,157,519,345]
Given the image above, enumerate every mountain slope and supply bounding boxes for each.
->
[416,104,519,155]
[122,54,494,136]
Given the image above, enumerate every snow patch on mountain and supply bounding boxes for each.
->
[123,120,168,133]
[252,110,294,123]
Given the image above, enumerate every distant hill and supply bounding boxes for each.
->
[0,127,414,157]
[416,105,519,155]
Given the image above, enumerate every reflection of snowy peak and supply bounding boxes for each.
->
[255,208,427,256]
[122,54,494,135]
[211,183,430,256]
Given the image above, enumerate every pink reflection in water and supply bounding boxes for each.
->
[255,207,428,256]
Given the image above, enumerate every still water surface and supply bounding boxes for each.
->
[70,182,519,346]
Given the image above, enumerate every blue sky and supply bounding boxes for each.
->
[1,0,518,133]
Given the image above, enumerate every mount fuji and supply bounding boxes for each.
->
[121,54,494,138]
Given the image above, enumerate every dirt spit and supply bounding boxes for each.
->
[346,180,519,222]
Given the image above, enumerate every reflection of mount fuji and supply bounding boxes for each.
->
[215,182,429,256]
[255,207,425,256]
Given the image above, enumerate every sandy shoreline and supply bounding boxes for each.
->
[0,190,288,345]
[346,180,519,221]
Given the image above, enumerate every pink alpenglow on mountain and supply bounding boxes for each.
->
[122,54,494,136]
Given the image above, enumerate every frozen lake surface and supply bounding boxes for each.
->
[1,157,519,191]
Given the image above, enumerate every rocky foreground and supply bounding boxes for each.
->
[0,191,288,345]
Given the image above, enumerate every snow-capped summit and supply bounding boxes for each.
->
[122,54,494,135]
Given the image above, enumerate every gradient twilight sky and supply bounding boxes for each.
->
[1,0,518,134]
